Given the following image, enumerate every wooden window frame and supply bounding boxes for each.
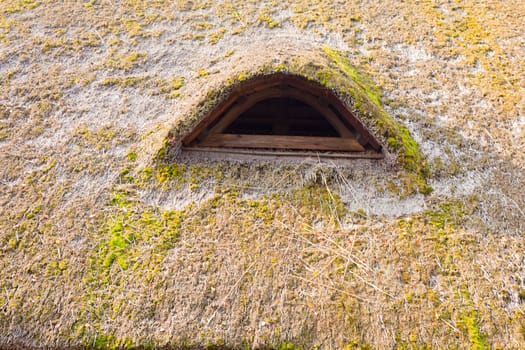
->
[182,74,383,159]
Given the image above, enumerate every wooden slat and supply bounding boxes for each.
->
[326,95,382,151]
[277,75,383,151]
[183,76,295,145]
[182,74,382,152]
[182,146,384,159]
[208,88,355,138]
[227,116,335,129]
[308,99,354,138]
[197,134,366,152]
[241,102,319,118]
[182,96,237,145]
[206,87,298,135]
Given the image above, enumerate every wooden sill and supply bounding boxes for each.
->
[196,134,366,152]
[182,146,384,159]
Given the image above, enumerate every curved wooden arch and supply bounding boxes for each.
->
[182,74,382,155]
[207,87,354,138]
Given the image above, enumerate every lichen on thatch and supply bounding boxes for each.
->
[1,1,525,349]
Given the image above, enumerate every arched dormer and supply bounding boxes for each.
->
[181,74,382,158]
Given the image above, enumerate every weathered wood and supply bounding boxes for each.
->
[227,116,333,128]
[207,88,354,138]
[240,102,319,118]
[273,75,383,151]
[182,74,382,153]
[197,134,366,151]
[288,75,381,150]
[207,87,290,134]
[182,97,237,145]
[326,95,382,151]
[181,80,287,144]
[307,98,354,138]
[180,76,318,144]
[182,146,384,159]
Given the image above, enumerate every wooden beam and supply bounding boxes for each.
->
[207,88,355,138]
[226,116,336,128]
[307,98,354,138]
[182,146,384,159]
[207,86,312,135]
[197,134,366,152]
[326,96,382,151]
[182,74,382,152]
[182,96,237,145]
[240,102,319,118]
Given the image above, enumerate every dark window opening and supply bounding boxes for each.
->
[223,98,339,137]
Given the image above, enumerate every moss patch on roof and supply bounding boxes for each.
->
[1,1,524,349]
[6,179,522,349]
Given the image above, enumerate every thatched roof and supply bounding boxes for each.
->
[1,1,524,349]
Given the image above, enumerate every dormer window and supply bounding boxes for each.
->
[182,74,382,158]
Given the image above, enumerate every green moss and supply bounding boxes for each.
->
[123,19,143,38]
[156,163,186,183]
[0,16,12,42]
[322,46,381,107]
[257,13,280,28]
[277,342,302,350]
[106,52,147,71]
[376,114,431,194]
[197,68,209,77]
[101,76,141,88]
[99,218,129,270]
[208,28,226,44]
[41,38,67,53]
[342,341,372,350]
[169,76,185,90]
[237,71,248,81]
[108,37,121,46]
[133,160,225,191]
[26,204,42,219]
[91,333,135,350]
[7,236,19,250]
[87,190,185,285]
[126,151,137,162]
[110,192,132,208]
[458,290,488,350]
[160,76,185,97]
[191,21,213,31]
[4,0,41,14]
[320,47,430,194]
[424,200,470,230]
[460,313,488,350]
[118,167,134,183]
[75,189,187,346]
[387,137,398,148]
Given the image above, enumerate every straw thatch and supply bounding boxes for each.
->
[1,1,524,349]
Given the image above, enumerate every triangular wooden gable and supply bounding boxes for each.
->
[182,74,382,157]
